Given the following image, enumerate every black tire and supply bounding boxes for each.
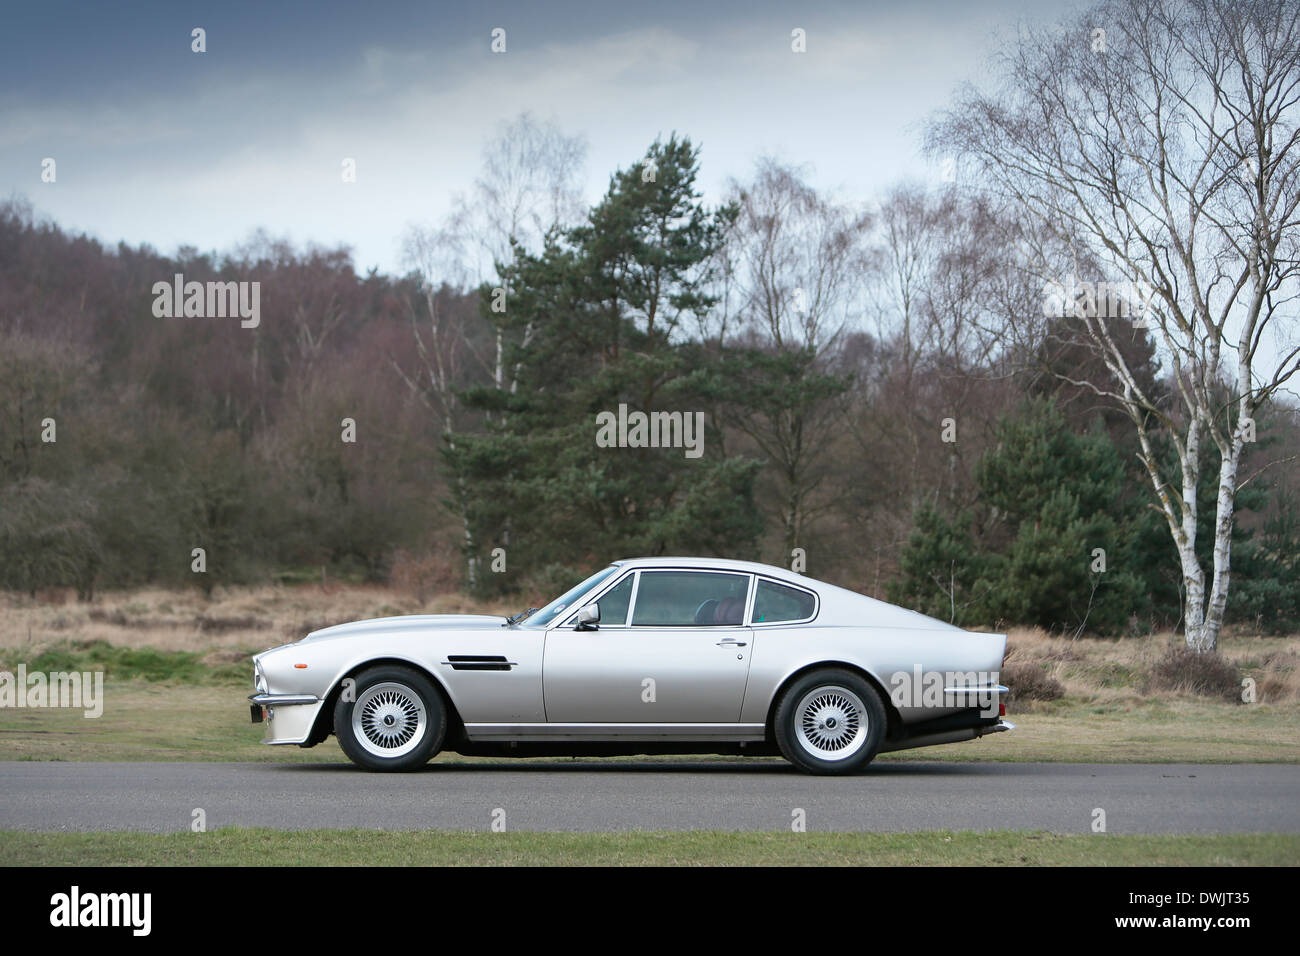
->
[334,665,446,772]
[773,667,886,775]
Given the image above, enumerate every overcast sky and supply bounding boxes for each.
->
[2,0,1080,274]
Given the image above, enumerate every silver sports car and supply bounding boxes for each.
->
[249,557,1013,774]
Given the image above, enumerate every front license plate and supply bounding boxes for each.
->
[250,704,263,724]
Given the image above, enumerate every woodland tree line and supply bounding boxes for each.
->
[1,0,1297,646]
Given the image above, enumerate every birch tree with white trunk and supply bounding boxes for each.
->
[929,0,1300,651]
[423,112,587,393]
[398,114,587,587]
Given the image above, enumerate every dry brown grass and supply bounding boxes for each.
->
[1002,625,1300,708]
[0,584,518,660]
[1,588,1296,764]
[2,587,1297,709]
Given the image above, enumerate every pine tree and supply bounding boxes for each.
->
[448,136,763,593]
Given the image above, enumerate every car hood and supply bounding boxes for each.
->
[297,614,507,644]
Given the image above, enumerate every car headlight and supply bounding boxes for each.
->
[254,663,267,694]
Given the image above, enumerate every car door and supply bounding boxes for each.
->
[543,569,755,725]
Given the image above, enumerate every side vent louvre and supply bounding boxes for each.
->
[444,655,515,671]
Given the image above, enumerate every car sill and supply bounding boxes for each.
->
[464,722,767,742]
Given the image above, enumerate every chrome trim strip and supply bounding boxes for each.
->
[556,567,637,629]
[248,693,319,706]
[440,655,518,671]
[561,567,754,629]
[554,565,817,630]
[627,568,755,627]
[623,569,640,627]
[746,575,819,626]
[942,684,1009,695]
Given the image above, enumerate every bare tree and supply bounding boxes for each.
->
[930,0,1300,651]
[718,158,872,558]
[862,184,1018,514]
[873,184,1001,377]
[728,158,871,352]
[404,112,587,392]
[460,113,588,282]
[398,114,587,585]
[394,229,486,586]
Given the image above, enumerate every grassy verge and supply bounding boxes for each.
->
[0,677,1296,763]
[2,828,1295,866]
[0,597,1295,764]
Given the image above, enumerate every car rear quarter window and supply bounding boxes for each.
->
[631,571,750,626]
[752,579,816,624]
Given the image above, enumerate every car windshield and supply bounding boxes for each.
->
[519,566,619,627]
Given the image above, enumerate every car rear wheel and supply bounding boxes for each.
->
[334,665,446,771]
[773,668,886,775]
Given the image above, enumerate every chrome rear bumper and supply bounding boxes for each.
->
[979,719,1016,735]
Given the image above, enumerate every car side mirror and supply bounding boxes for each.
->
[575,603,600,630]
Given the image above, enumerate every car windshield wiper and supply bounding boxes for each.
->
[505,608,539,626]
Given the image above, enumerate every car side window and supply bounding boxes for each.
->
[752,579,816,623]
[595,574,634,626]
[630,571,750,627]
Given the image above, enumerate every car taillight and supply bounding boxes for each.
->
[999,701,1006,717]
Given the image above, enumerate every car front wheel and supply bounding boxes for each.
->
[773,668,886,775]
[334,665,446,771]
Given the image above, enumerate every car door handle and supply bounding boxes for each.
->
[715,638,747,647]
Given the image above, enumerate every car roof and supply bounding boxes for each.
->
[610,556,963,631]
[613,556,812,583]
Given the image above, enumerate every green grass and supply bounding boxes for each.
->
[0,682,344,763]
[881,697,1300,763]
[0,639,250,684]
[2,828,1295,866]
[1,643,1296,764]
[0,678,1297,764]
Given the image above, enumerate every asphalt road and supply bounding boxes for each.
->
[1,761,1297,834]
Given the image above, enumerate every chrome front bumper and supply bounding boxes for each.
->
[248,692,323,745]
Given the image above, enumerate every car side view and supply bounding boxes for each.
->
[249,557,1012,775]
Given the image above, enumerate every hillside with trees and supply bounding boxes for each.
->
[2,108,1296,642]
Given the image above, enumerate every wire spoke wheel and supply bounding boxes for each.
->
[351,681,428,758]
[794,684,869,761]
